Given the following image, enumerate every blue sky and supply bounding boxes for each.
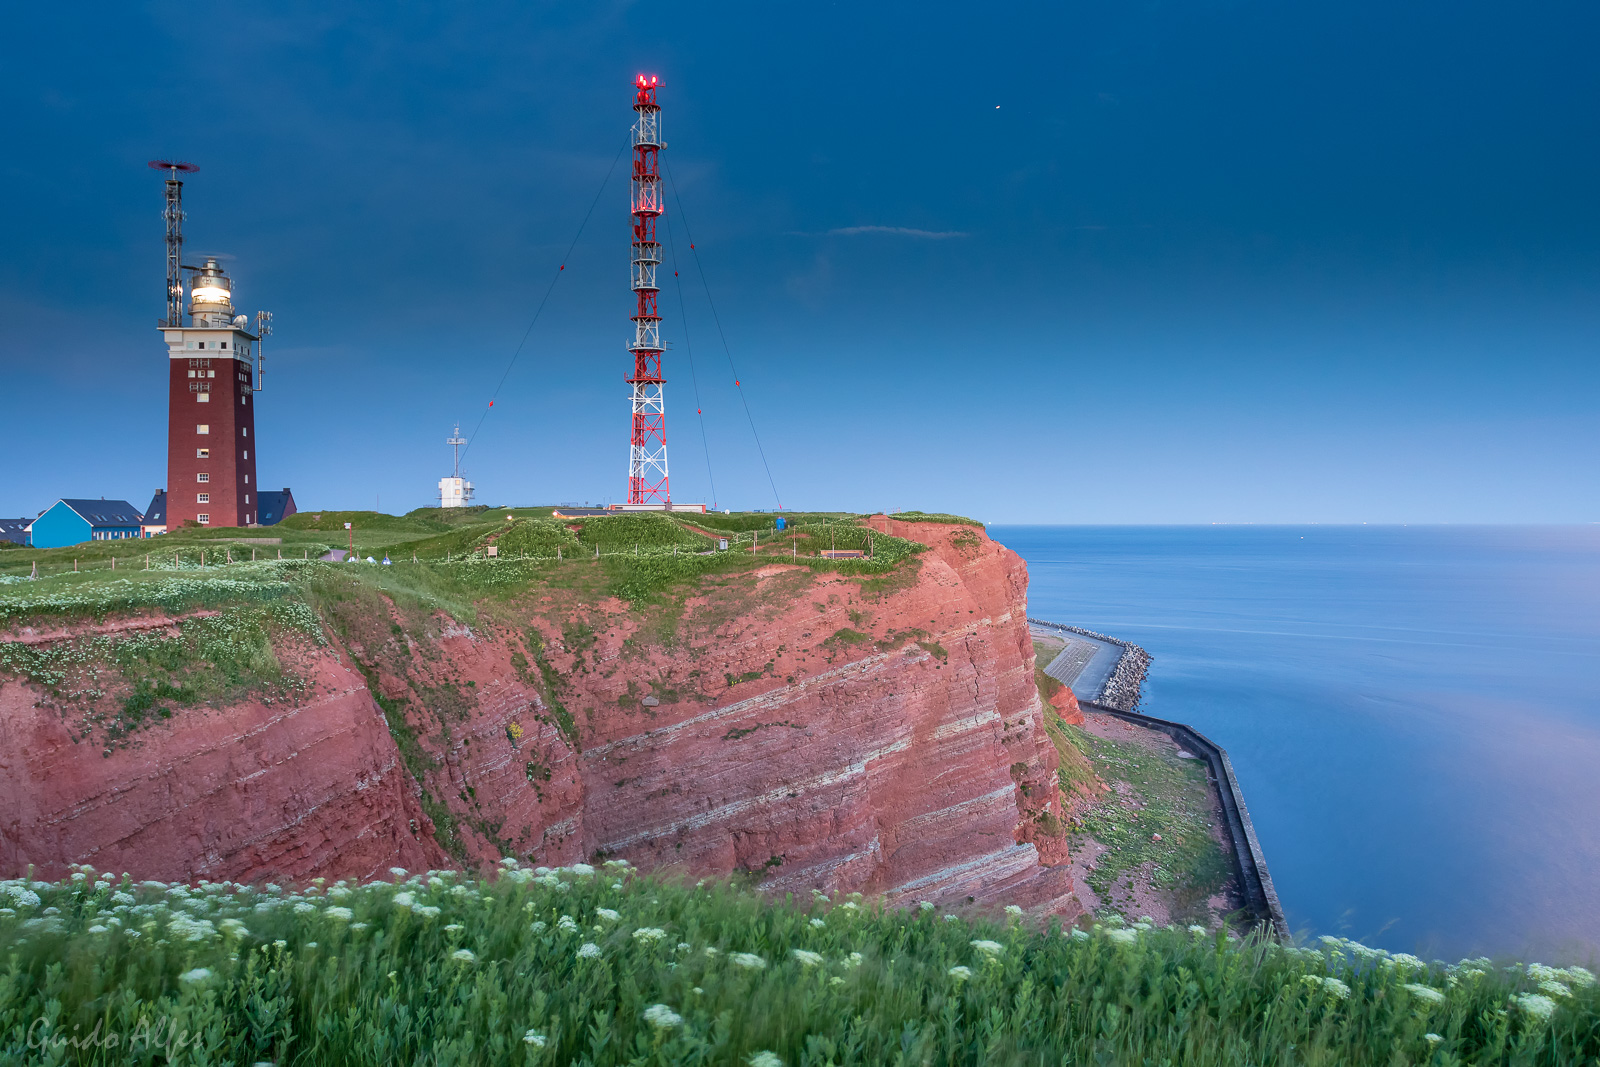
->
[2,1,1596,523]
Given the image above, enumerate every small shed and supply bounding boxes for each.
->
[28,499,145,549]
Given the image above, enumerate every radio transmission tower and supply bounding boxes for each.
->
[627,75,670,504]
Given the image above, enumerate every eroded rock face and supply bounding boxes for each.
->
[0,651,445,883]
[392,519,1076,912]
[0,520,1076,911]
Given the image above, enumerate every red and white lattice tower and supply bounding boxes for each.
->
[627,75,670,504]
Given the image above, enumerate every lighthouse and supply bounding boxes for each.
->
[150,161,273,529]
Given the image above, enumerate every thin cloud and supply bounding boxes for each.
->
[797,225,970,239]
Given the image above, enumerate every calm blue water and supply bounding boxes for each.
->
[992,525,1600,965]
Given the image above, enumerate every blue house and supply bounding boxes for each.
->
[256,488,297,527]
[142,490,168,537]
[27,499,145,549]
[0,518,29,546]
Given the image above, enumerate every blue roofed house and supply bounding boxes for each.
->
[0,517,30,546]
[142,490,168,537]
[255,488,297,527]
[27,499,145,549]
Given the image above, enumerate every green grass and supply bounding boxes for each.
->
[2,869,1595,1066]
[1061,725,1234,924]
[886,511,985,528]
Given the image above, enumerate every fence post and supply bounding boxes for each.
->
[74,559,77,572]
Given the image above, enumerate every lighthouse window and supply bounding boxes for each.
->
[242,427,248,437]
[197,473,209,483]
[197,392,210,403]
[220,341,228,349]
[196,424,210,434]
[208,370,215,378]
[196,448,210,458]
[197,493,210,504]
[197,514,209,525]
[187,370,196,378]
[243,450,249,460]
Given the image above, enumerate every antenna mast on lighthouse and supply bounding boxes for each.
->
[148,160,199,327]
[627,75,670,504]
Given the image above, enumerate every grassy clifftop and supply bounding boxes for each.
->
[2,867,1594,1065]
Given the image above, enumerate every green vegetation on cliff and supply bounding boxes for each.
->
[2,867,1595,1066]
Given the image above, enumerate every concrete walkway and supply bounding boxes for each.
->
[1029,622,1122,702]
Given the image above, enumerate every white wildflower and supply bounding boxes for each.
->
[595,908,620,922]
[499,857,519,869]
[748,1052,783,1067]
[530,921,547,934]
[577,942,601,959]
[1188,925,1207,935]
[642,1003,682,1029]
[179,967,212,983]
[611,882,623,890]
[704,946,720,957]
[948,965,973,981]
[451,948,476,964]
[293,902,316,915]
[810,918,826,929]
[970,939,1004,957]
[1425,1033,1443,1046]
[392,892,415,909]
[1105,928,1138,945]
[569,863,596,876]
[791,949,824,967]
[944,914,960,923]
[1069,928,1090,940]
[1564,966,1595,987]
[325,907,354,922]
[389,867,409,879]
[444,923,465,935]
[1513,993,1556,1021]
[523,1030,546,1047]
[1004,905,1023,918]
[1539,980,1572,998]
[1302,976,1351,1000]
[844,951,864,968]
[633,927,667,944]
[839,901,861,912]
[350,922,369,932]
[918,900,934,912]
[415,905,441,919]
[558,915,579,932]
[731,952,767,970]
[111,892,135,906]
[87,924,109,934]
[1403,983,1446,1006]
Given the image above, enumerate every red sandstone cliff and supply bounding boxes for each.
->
[0,520,1077,912]
[0,649,445,883]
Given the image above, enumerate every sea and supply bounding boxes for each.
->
[992,525,1600,965]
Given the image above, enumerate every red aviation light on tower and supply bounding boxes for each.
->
[626,76,670,505]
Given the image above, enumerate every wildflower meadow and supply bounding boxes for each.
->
[2,864,1596,1065]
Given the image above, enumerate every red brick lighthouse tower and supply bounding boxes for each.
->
[150,162,273,529]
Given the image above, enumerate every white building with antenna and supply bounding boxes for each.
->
[438,423,474,508]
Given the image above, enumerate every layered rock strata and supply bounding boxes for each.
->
[1,520,1077,911]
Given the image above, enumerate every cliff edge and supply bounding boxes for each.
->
[0,518,1078,912]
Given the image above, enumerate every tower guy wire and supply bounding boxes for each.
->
[664,207,719,511]
[459,139,629,468]
[663,159,784,511]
